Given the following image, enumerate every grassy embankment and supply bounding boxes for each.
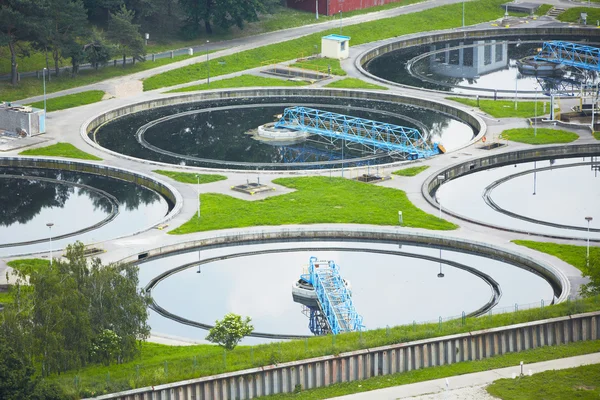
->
[143,0,525,91]
[19,143,102,160]
[169,176,458,234]
[558,7,600,22]
[27,90,105,112]
[448,97,547,118]
[513,240,600,272]
[167,75,308,93]
[487,363,600,399]
[393,165,430,176]
[499,128,579,144]
[49,295,600,397]
[324,78,388,90]
[0,54,193,102]
[290,58,346,76]
[535,4,553,16]
[153,170,227,184]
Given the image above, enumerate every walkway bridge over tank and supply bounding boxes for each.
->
[274,106,439,159]
[300,257,364,335]
[534,41,600,72]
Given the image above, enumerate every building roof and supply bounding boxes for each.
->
[322,34,351,42]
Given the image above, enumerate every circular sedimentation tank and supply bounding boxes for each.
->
[136,236,563,344]
[0,160,177,257]
[361,31,600,97]
[89,92,478,170]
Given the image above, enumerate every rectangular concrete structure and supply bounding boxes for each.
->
[91,312,600,400]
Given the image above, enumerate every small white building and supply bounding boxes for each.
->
[0,103,45,136]
[321,34,351,60]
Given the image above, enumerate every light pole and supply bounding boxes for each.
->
[339,10,342,35]
[46,222,54,266]
[437,175,445,218]
[315,0,319,19]
[514,72,518,110]
[534,86,538,137]
[438,248,445,278]
[462,1,465,28]
[197,175,201,218]
[585,216,593,267]
[206,40,210,85]
[43,68,47,115]
[533,161,537,195]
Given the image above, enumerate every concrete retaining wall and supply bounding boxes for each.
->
[92,310,600,400]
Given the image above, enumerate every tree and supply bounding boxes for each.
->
[581,253,600,297]
[83,29,114,70]
[179,0,275,35]
[0,0,35,85]
[206,313,254,351]
[106,4,145,66]
[1,242,151,375]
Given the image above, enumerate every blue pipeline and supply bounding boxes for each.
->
[275,106,439,159]
[535,41,600,72]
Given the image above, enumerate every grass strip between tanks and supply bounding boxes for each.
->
[19,143,103,160]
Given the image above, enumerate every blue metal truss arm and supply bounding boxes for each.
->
[535,41,600,72]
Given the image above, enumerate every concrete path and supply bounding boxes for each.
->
[330,352,600,399]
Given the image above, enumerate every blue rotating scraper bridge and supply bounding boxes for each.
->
[275,106,439,159]
[302,257,364,335]
[535,41,600,72]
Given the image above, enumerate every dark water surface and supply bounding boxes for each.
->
[94,97,474,169]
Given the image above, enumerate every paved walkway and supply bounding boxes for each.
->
[331,352,600,399]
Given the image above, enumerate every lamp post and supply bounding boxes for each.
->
[46,222,54,266]
[197,249,202,273]
[206,40,210,85]
[197,175,201,218]
[339,9,342,35]
[585,216,593,267]
[438,248,445,278]
[437,175,445,218]
[43,68,47,115]
[514,72,518,110]
[533,161,537,195]
[315,0,319,19]
[462,1,465,28]
[534,86,538,137]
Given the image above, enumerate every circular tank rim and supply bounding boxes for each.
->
[0,156,183,257]
[80,88,486,174]
[119,227,569,305]
[421,143,600,243]
[355,26,600,99]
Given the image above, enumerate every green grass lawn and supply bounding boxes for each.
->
[19,143,102,160]
[0,55,192,102]
[0,291,12,305]
[324,78,388,90]
[558,7,600,23]
[46,293,600,397]
[26,90,105,112]
[153,170,227,184]
[447,97,548,118]
[500,128,578,144]
[290,58,346,76]
[513,241,600,273]
[487,363,600,399]
[266,341,600,399]
[535,4,553,16]
[169,176,457,234]
[143,0,521,91]
[7,258,50,275]
[393,165,430,176]
[166,74,309,93]
[594,132,600,140]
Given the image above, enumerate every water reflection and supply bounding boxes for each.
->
[367,37,600,95]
